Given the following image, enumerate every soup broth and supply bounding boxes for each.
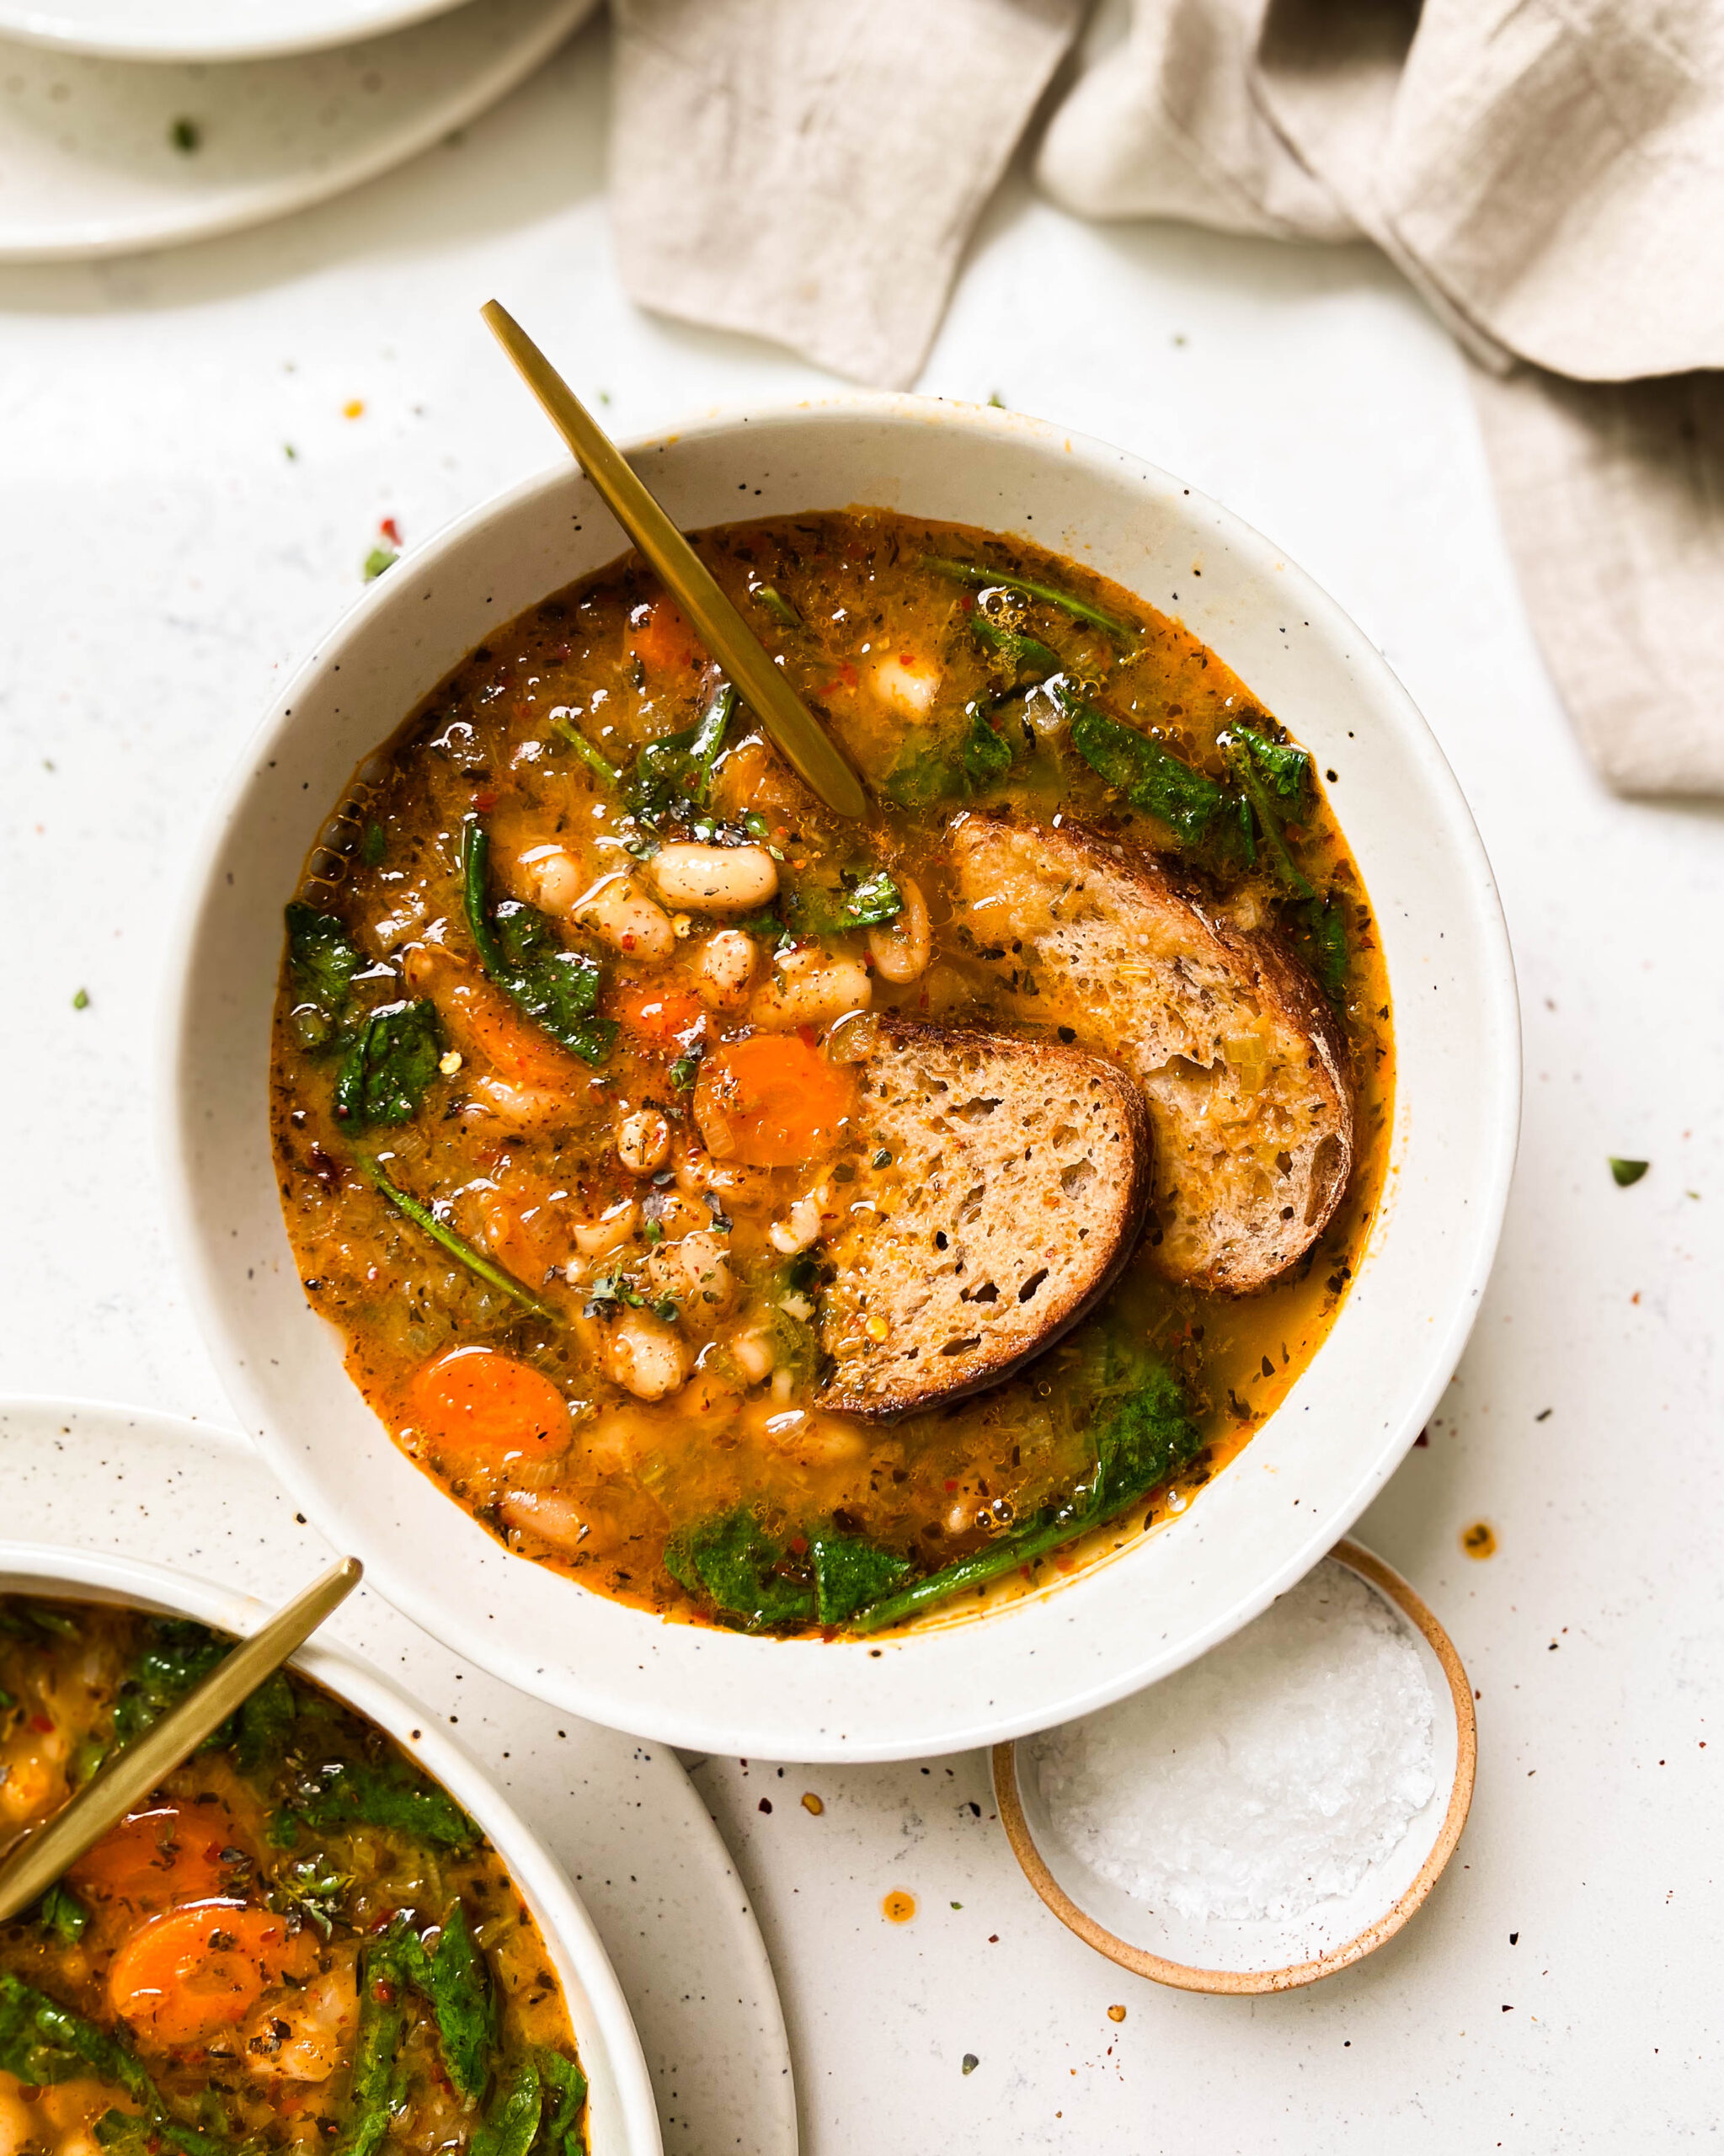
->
[270,511,1392,1636]
[0,1596,586,2156]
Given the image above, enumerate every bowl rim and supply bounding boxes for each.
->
[990,1536,1478,1991]
[0,1540,662,2156]
[160,388,1522,1760]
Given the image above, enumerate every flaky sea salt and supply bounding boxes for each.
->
[1032,1561,1438,1924]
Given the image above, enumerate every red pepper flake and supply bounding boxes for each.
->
[29,1714,54,1735]
[797,1025,818,1048]
[943,1480,958,1493]
[474,788,499,814]
[787,1535,809,1556]
[371,1980,396,2004]
[378,516,402,546]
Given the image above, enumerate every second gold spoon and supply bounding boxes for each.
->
[482,301,868,822]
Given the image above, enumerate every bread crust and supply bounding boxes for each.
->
[947,814,1356,1294]
[816,1012,1153,1419]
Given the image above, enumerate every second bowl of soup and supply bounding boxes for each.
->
[168,394,1519,1759]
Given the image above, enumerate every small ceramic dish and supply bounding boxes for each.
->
[166,392,1519,1762]
[992,1539,1476,1992]
[0,1541,663,2153]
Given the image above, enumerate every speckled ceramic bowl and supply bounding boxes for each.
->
[164,393,1520,1762]
[0,1542,660,2153]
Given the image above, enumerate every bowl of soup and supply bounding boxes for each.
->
[0,1546,660,2153]
[165,393,1519,1759]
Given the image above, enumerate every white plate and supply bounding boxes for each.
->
[0,0,469,62]
[0,0,593,261]
[166,393,1520,1764]
[0,1396,798,2156]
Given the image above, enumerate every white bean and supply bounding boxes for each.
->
[606,1309,690,1401]
[867,875,931,984]
[650,843,779,912]
[243,1956,357,2083]
[616,1109,671,1175]
[767,1188,827,1256]
[572,1198,638,1257]
[499,1486,620,1559]
[729,1321,776,1383]
[472,1074,566,1126]
[643,1230,734,1315]
[750,947,872,1030]
[694,927,758,1008]
[516,844,584,915]
[574,872,676,959]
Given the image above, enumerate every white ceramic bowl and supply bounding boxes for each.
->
[165,393,1519,1763]
[0,1544,660,2156]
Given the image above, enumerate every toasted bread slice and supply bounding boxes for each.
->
[947,816,1354,1294]
[816,1013,1152,1418]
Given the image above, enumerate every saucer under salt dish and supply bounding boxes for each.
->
[993,1539,1476,1992]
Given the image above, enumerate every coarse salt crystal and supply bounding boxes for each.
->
[1032,1561,1438,1924]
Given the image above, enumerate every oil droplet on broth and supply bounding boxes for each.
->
[1461,1520,1497,1559]
[882,1890,916,1923]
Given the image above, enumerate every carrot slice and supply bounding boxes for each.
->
[630,598,703,678]
[616,985,704,1044]
[693,1034,857,1167]
[408,1347,574,1460]
[72,1801,243,1917]
[109,1903,316,2047]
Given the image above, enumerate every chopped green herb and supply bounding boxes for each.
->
[1609,1157,1650,1187]
[969,609,1062,680]
[960,702,1013,787]
[168,117,200,152]
[361,821,387,867]
[462,818,616,1066]
[355,1154,562,1322]
[669,1048,703,1091]
[284,443,298,461]
[809,1534,910,1626]
[71,988,89,1011]
[363,547,398,581]
[787,867,904,936]
[334,999,445,1129]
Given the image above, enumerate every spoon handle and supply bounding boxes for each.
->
[0,1556,362,1923]
[481,302,868,822]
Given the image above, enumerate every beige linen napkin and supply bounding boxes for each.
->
[1037,0,1724,795]
[609,0,1086,388]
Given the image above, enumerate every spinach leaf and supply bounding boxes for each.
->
[1609,1156,1650,1187]
[1061,690,1230,851]
[420,1903,496,2104]
[923,556,1135,645]
[471,2059,543,2156]
[234,1668,296,1778]
[355,1154,563,1323]
[809,1534,910,1626]
[0,1974,223,2156]
[533,2050,588,2156]
[36,1884,88,1945]
[271,1852,351,1939]
[880,702,1012,808]
[622,682,736,824]
[334,1000,445,1129]
[785,867,903,937]
[337,1951,408,2156]
[969,609,1063,680]
[961,702,1013,787]
[549,715,621,790]
[1220,722,1315,897]
[462,819,615,1068]
[665,1511,815,1631]
[852,1358,1202,1632]
[286,1758,479,1851]
[285,902,365,1049]
[1284,892,1349,1006]
[111,1620,227,1750]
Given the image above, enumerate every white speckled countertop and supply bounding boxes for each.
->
[3,17,1721,2148]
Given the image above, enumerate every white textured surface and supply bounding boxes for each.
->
[1033,1561,1437,1923]
[1,16,1721,2148]
[0,0,470,62]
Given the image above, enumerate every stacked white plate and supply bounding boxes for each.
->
[0,0,595,259]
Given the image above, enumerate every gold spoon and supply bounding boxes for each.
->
[480,301,868,822]
[0,1556,362,1924]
